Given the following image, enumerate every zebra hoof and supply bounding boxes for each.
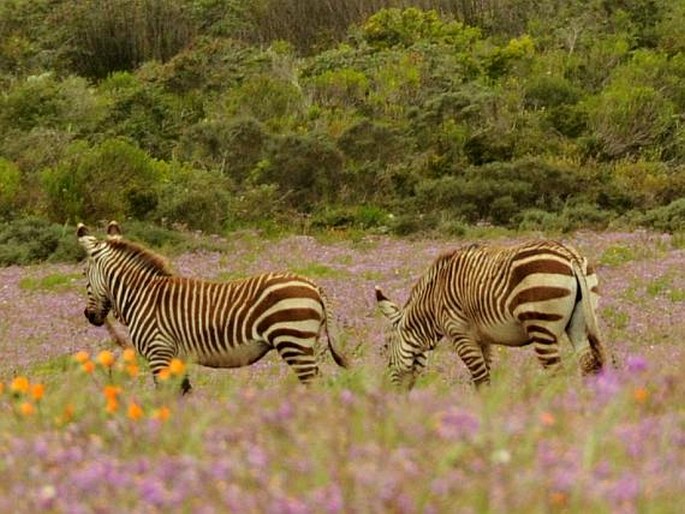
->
[180,377,192,395]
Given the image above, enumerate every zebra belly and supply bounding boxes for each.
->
[478,320,530,347]
[192,340,272,369]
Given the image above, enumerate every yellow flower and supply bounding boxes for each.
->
[122,348,137,363]
[151,406,171,422]
[168,358,186,376]
[73,351,90,363]
[96,350,116,368]
[30,383,45,401]
[10,376,30,394]
[157,368,171,381]
[81,361,95,374]
[126,363,139,378]
[0,382,4,395]
[18,401,35,417]
[127,401,144,421]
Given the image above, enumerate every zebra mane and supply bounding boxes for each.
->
[107,239,174,276]
[404,249,459,307]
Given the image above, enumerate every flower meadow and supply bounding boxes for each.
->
[0,230,683,513]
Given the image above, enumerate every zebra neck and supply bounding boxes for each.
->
[106,267,162,326]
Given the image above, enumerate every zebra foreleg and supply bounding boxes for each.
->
[146,345,193,395]
[452,336,490,388]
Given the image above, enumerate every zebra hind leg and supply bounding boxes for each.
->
[274,340,320,384]
[525,322,562,373]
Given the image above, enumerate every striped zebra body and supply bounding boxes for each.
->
[78,222,348,391]
[376,240,606,389]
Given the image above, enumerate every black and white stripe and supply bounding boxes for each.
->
[376,240,606,389]
[78,221,348,392]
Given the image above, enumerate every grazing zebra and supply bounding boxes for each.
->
[77,221,349,392]
[375,240,606,389]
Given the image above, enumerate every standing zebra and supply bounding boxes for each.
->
[376,240,606,389]
[77,221,348,392]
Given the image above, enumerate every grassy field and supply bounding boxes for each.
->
[0,230,683,513]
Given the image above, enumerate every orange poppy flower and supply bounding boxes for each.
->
[73,351,90,363]
[18,401,35,416]
[122,348,137,363]
[151,406,171,422]
[30,383,45,401]
[169,358,186,376]
[127,401,144,421]
[96,350,116,368]
[10,376,30,394]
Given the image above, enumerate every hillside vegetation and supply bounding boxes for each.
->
[1,0,684,261]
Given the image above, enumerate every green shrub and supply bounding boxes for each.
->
[154,164,234,233]
[142,37,270,94]
[641,198,685,232]
[414,158,586,226]
[177,118,269,183]
[0,217,81,266]
[0,158,21,219]
[361,8,481,50]
[220,73,306,127]
[0,74,102,133]
[389,212,439,236]
[97,71,190,159]
[517,208,561,232]
[254,133,344,210]
[586,84,676,159]
[556,202,614,232]
[309,68,370,110]
[41,139,165,223]
[524,75,582,109]
[311,204,390,230]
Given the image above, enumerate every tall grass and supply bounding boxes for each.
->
[55,0,195,79]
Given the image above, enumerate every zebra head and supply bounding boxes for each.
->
[375,287,418,389]
[77,223,113,327]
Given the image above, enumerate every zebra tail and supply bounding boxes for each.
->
[320,290,350,369]
[572,260,606,372]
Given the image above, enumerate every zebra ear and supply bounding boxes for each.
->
[375,286,402,324]
[77,223,99,255]
[76,223,89,238]
[107,220,122,240]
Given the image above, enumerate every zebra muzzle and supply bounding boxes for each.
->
[84,308,105,327]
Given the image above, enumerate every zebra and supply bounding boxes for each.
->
[77,221,349,392]
[375,240,607,389]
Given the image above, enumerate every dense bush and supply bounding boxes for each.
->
[0,158,22,220]
[177,118,269,182]
[0,74,102,134]
[254,133,344,210]
[41,139,165,223]
[0,217,82,266]
[1,2,684,253]
[641,198,685,233]
[153,164,234,233]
